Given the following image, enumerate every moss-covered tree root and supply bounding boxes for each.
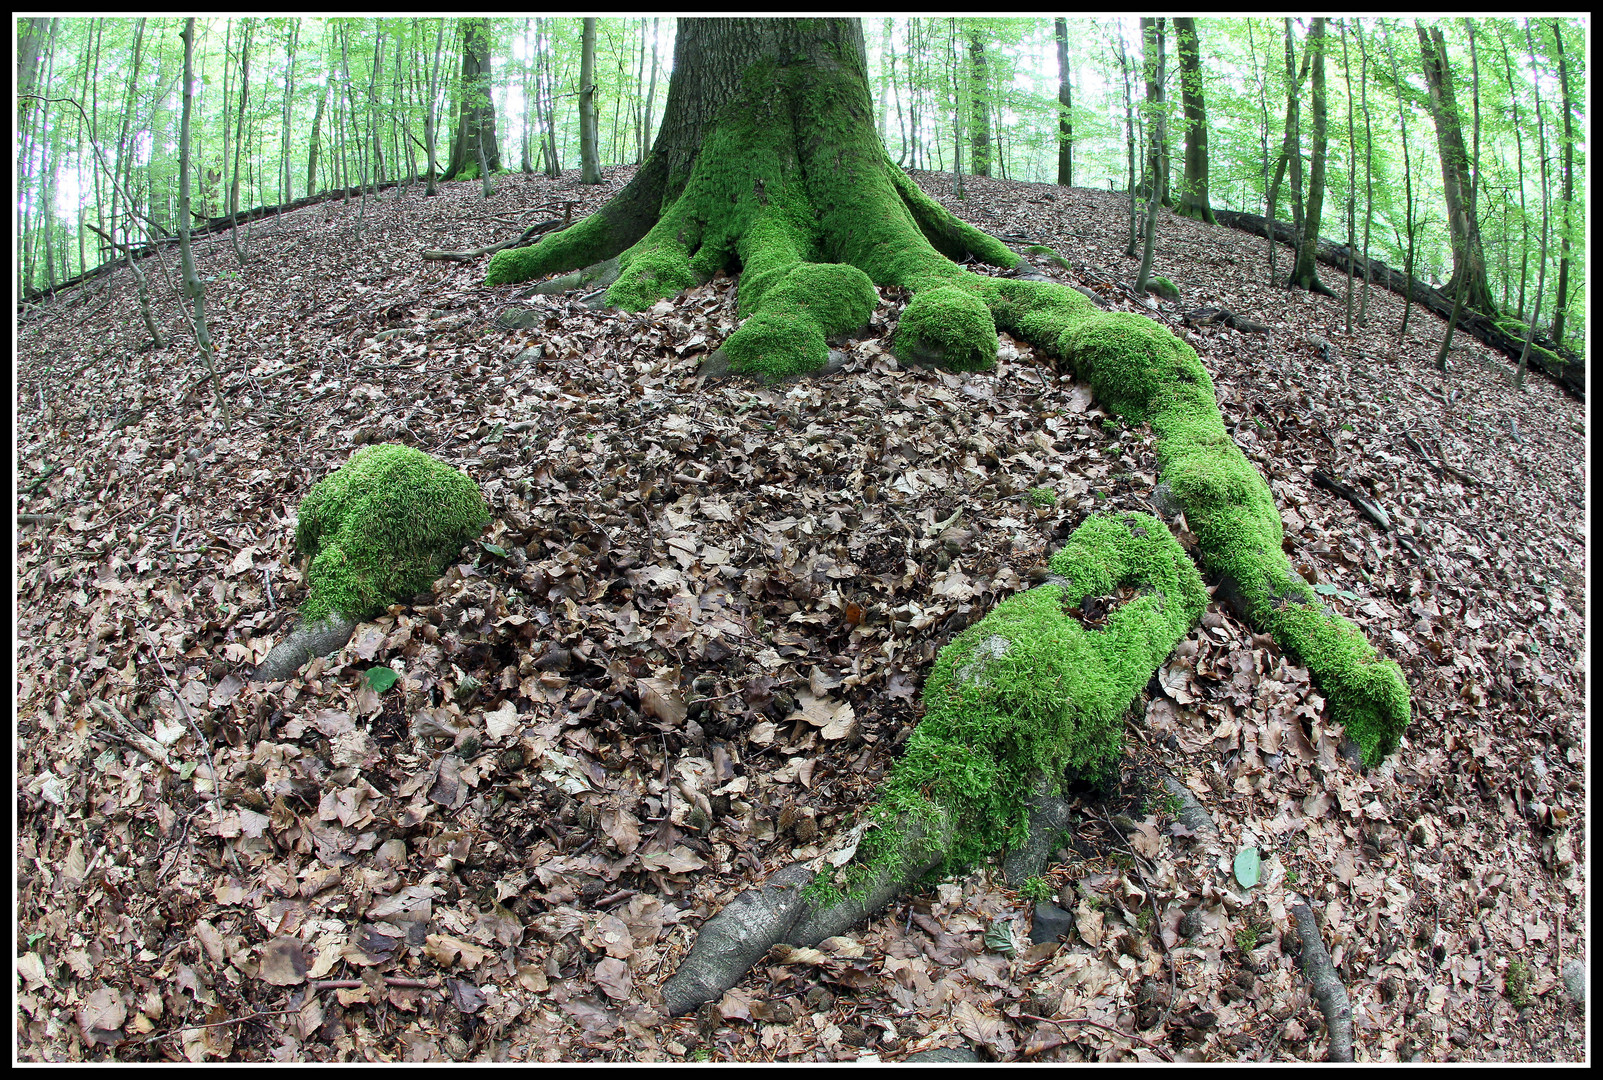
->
[660,513,1202,1015]
[248,445,489,681]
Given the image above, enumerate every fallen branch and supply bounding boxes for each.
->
[1290,902,1355,1061]
[18,513,59,526]
[1310,470,1391,532]
[89,699,171,767]
[1020,1013,1174,1062]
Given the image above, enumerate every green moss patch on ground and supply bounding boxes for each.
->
[295,444,490,624]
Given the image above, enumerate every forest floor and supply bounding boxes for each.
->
[14,166,1588,1063]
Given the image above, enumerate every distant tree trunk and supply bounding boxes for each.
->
[520,18,534,173]
[1548,19,1573,347]
[1436,20,1482,372]
[177,18,230,432]
[307,83,327,195]
[579,18,603,184]
[1341,20,1357,333]
[1416,21,1495,315]
[1135,18,1166,295]
[967,30,991,178]
[1265,21,1311,286]
[950,19,965,198]
[1173,18,1215,224]
[1514,21,1550,393]
[443,18,501,181]
[643,18,661,165]
[1055,18,1073,187]
[230,20,253,219]
[423,19,446,194]
[280,22,298,203]
[1117,29,1138,258]
[1355,21,1375,325]
[1494,28,1529,319]
[17,17,52,132]
[1381,23,1419,342]
[1288,18,1331,294]
[1247,21,1273,278]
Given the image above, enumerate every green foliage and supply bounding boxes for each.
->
[1235,924,1261,952]
[1026,486,1056,507]
[295,444,490,623]
[1020,875,1054,904]
[1505,956,1534,1008]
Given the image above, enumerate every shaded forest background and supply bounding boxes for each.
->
[14,16,1587,367]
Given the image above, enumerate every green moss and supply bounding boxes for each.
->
[294,444,490,624]
[894,285,997,370]
[1147,276,1179,300]
[1026,487,1056,508]
[1020,876,1054,904]
[847,512,1203,878]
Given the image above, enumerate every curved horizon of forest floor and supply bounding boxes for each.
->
[14,166,1586,1062]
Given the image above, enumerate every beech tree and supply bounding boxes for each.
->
[1172,17,1215,224]
[1287,17,1331,294]
[1416,20,1496,314]
[1054,18,1072,187]
[441,18,499,181]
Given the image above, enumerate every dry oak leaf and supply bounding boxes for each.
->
[258,936,310,986]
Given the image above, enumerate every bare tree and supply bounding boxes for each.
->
[580,18,602,183]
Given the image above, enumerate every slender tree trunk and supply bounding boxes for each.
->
[1265,22,1311,286]
[1514,21,1550,393]
[281,22,298,203]
[1117,29,1138,258]
[643,18,661,165]
[308,82,327,196]
[423,19,446,194]
[1341,21,1357,333]
[1289,18,1331,294]
[177,19,230,432]
[1548,19,1573,347]
[1355,21,1375,325]
[1055,18,1073,187]
[230,20,253,220]
[580,18,603,184]
[1495,29,1530,319]
[1381,23,1418,343]
[1135,18,1166,296]
[1173,18,1215,224]
[967,30,991,178]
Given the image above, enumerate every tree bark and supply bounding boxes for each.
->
[1514,21,1551,394]
[177,18,230,433]
[1054,18,1073,187]
[1135,18,1166,296]
[1172,18,1215,225]
[579,18,602,184]
[967,30,992,178]
[443,18,500,181]
[1549,19,1573,347]
[1416,21,1496,315]
[1288,18,1332,295]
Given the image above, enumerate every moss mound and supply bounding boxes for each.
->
[893,285,998,370]
[295,444,490,623]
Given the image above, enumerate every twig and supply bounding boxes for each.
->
[1019,1013,1174,1061]
[89,699,171,766]
[139,626,243,875]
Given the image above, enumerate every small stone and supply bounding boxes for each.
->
[1030,902,1075,945]
[1562,959,1585,1005]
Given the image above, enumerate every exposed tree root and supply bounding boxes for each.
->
[1290,902,1356,1061]
[249,614,358,683]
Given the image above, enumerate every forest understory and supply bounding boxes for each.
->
[14,166,1587,1062]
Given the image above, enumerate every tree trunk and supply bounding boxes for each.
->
[1135,18,1166,296]
[423,19,446,195]
[485,17,1027,380]
[443,18,500,181]
[1172,18,1215,224]
[579,18,603,184]
[1381,23,1418,342]
[1341,21,1357,332]
[1514,21,1551,394]
[1265,22,1310,287]
[177,19,230,432]
[1288,18,1331,295]
[1416,21,1496,315]
[308,83,327,195]
[1435,20,1482,372]
[1549,19,1573,347]
[1055,18,1073,187]
[1117,29,1138,258]
[643,18,661,166]
[967,30,992,179]
[1355,21,1375,325]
